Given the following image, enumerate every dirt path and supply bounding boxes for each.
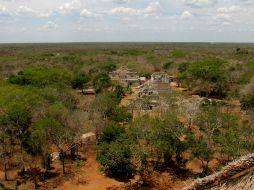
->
[56,147,123,190]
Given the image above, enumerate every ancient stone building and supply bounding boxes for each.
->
[109,67,146,87]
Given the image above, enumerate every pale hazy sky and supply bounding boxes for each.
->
[0,0,253,43]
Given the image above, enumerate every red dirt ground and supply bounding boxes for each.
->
[56,147,123,190]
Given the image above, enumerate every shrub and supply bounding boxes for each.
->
[178,62,190,73]
[186,58,229,98]
[241,93,254,110]
[9,67,72,88]
[113,85,125,103]
[97,140,134,177]
[188,58,226,82]
[111,107,132,123]
[97,124,134,177]
[172,50,187,58]
[0,81,42,110]
[99,123,125,144]
[100,63,117,72]
[91,92,118,118]
[125,49,143,56]
[93,72,111,93]
[71,73,90,91]
[162,61,173,70]
[190,136,214,174]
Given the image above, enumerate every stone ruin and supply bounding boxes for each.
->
[109,68,178,111]
[109,67,146,87]
[127,72,178,111]
[138,72,177,97]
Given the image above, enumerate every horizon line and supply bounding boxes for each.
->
[1,41,254,45]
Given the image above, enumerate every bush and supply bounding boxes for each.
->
[71,73,90,91]
[92,87,127,120]
[125,49,143,56]
[188,58,225,82]
[0,183,12,190]
[241,93,254,110]
[97,141,135,177]
[100,63,117,72]
[97,124,134,177]
[178,62,190,73]
[91,92,119,118]
[9,67,72,88]
[93,72,111,93]
[186,58,229,98]
[0,81,42,110]
[162,61,173,70]
[171,50,187,58]
[113,85,125,103]
[190,137,213,174]
[62,55,83,66]
[111,107,132,123]
[99,123,125,144]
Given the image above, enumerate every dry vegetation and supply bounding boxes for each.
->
[0,43,254,190]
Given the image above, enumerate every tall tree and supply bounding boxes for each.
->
[93,72,111,93]
[190,136,214,174]
[0,128,12,181]
[0,105,32,177]
[71,74,90,93]
[36,104,83,174]
[186,58,229,98]
[196,103,222,147]
[97,124,134,177]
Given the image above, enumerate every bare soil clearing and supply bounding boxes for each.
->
[56,146,123,190]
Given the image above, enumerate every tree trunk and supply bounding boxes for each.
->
[20,143,26,176]
[46,153,51,172]
[188,118,192,129]
[15,180,20,190]
[203,161,209,175]
[33,177,40,190]
[227,155,230,163]
[176,152,182,166]
[164,153,173,166]
[4,163,7,181]
[70,145,76,160]
[61,153,65,174]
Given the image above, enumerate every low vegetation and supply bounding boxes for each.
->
[0,43,253,190]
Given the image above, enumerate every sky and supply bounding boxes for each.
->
[0,0,254,43]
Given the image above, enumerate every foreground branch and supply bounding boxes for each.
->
[184,153,254,190]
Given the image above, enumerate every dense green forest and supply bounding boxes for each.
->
[0,43,253,190]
